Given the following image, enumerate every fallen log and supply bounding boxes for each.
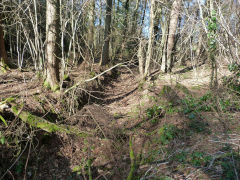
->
[0,100,90,137]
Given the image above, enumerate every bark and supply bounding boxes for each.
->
[166,0,181,72]
[0,16,8,69]
[159,1,170,72]
[111,0,116,60]
[120,0,130,59]
[208,0,218,88]
[196,33,203,58]
[87,0,95,62]
[160,23,168,72]
[123,0,130,30]
[100,0,112,66]
[144,0,155,77]
[131,0,140,34]
[45,0,60,91]
[138,39,144,78]
[139,0,147,36]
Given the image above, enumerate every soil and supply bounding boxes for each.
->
[0,63,240,180]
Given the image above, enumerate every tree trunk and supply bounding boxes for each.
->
[45,0,60,91]
[87,0,95,62]
[138,39,144,78]
[144,0,155,77]
[160,23,168,72]
[100,0,112,66]
[131,0,140,35]
[166,0,181,72]
[120,0,130,60]
[208,0,218,88]
[0,16,8,70]
[139,0,147,36]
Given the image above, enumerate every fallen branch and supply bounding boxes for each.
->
[64,63,124,94]
[1,100,91,137]
[11,105,90,137]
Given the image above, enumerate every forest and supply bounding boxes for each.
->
[0,0,240,179]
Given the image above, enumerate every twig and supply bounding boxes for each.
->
[185,168,203,180]
[7,170,15,180]
[64,63,124,94]
[209,140,240,147]
[95,172,110,180]
[87,108,107,139]
[24,139,32,180]
[1,140,29,180]
[76,87,105,100]
[232,152,239,180]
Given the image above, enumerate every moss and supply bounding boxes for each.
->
[0,60,9,73]
[43,80,51,89]
[0,67,7,73]
[36,71,43,79]
[63,74,69,81]
[43,80,60,92]
[138,80,145,91]
[11,105,21,115]
[11,105,89,137]
[89,71,95,78]
[51,84,60,92]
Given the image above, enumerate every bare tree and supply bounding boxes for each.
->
[208,0,218,88]
[44,0,60,91]
[87,0,95,62]
[144,0,155,77]
[166,0,182,72]
[100,0,112,66]
[0,18,8,70]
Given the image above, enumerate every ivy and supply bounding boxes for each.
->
[207,10,217,55]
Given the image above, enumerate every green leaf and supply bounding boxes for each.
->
[0,115,7,127]
[0,136,5,144]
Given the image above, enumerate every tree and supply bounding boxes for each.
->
[131,0,140,35]
[119,0,130,59]
[44,0,60,91]
[208,0,218,88]
[160,2,170,72]
[144,0,155,77]
[100,0,112,66]
[165,0,182,72]
[0,15,8,71]
[87,0,95,61]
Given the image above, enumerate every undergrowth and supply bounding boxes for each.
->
[138,80,240,179]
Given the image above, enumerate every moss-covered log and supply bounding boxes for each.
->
[11,105,90,137]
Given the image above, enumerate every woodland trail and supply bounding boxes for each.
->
[1,64,240,180]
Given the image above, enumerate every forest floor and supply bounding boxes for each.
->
[0,62,240,180]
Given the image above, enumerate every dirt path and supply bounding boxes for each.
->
[1,65,240,180]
